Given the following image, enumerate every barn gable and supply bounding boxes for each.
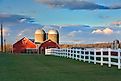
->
[13,37,36,53]
[39,39,60,54]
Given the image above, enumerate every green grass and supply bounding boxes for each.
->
[0,53,121,81]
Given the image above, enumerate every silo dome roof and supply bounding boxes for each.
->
[48,29,59,34]
[35,29,45,34]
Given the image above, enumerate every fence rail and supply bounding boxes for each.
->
[45,48,121,69]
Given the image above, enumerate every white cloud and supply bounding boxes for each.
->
[60,40,84,44]
[113,30,121,34]
[55,24,81,27]
[0,13,11,18]
[111,21,121,26]
[42,25,60,32]
[0,13,35,27]
[35,0,121,10]
[103,28,113,34]
[110,2,121,9]
[19,18,27,23]
[67,30,82,37]
[35,0,109,10]
[18,29,31,36]
[92,28,113,35]
[16,29,34,40]
[92,29,103,34]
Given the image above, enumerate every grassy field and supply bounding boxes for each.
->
[0,53,121,81]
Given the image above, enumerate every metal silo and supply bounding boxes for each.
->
[35,29,46,43]
[48,29,59,44]
[111,40,120,49]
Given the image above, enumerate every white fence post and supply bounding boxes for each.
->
[56,49,58,56]
[60,49,62,56]
[101,48,103,66]
[84,49,86,62]
[45,49,52,55]
[108,48,111,67]
[67,48,69,58]
[64,49,66,57]
[75,49,78,60]
[118,49,121,69]
[69,49,71,58]
[79,49,82,61]
[45,49,48,55]
[57,49,60,56]
[72,49,74,59]
[88,50,91,63]
[94,49,96,64]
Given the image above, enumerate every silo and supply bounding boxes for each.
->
[35,29,46,43]
[111,40,120,49]
[48,29,59,44]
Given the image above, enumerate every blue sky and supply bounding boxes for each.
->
[1,0,121,44]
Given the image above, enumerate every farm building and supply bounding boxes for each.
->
[12,29,60,54]
[13,37,37,53]
[39,39,60,54]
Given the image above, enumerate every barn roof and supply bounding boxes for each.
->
[13,37,36,46]
[40,39,60,48]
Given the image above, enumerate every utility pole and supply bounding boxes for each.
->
[4,39,6,52]
[1,24,4,52]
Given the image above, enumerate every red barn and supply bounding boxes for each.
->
[13,37,36,53]
[39,39,60,54]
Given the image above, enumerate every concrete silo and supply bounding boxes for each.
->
[35,29,46,43]
[48,29,59,44]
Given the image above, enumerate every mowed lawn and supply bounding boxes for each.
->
[0,53,121,81]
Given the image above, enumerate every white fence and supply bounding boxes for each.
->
[45,48,121,69]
